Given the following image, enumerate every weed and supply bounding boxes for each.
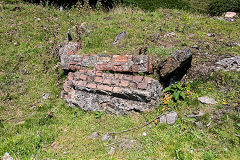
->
[164,82,186,101]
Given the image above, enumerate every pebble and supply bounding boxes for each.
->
[142,132,147,136]
[108,147,115,155]
[3,152,13,160]
[88,132,100,139]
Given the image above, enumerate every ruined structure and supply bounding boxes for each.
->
[59,42,192,114]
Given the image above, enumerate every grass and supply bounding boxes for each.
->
[0,1,240,159]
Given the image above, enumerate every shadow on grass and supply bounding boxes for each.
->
[120,0,191,12]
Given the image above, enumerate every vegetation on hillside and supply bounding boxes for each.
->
[0,1,240,159]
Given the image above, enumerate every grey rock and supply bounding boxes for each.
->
[215,17,235,22]
[3,153,13,160]
[207,33,216,37]
[198,96,217,105]
[158,48,192,79]
[195,121,204,128]
[164,32,176,37]
[215,56,240,71]
[226,42,240,47]
[191,45,200,50]
[159,115,167,124]
[148,124,152,128]
[108,147,115,155]
[119,139,140,151]
[188,33,194,38]
[102,134,112,141]
[186,111,205,118]
[42,93,50,100]
[113,31,128,45]
[88,132,100,139]
[166,111,178,125]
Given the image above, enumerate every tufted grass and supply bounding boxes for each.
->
[0,2,240,159]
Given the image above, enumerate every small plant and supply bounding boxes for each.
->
[164,82,186,101]
[94,110,104,119]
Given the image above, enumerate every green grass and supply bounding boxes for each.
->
[0,1,240,159]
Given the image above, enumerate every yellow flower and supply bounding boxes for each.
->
[208,88,212,90]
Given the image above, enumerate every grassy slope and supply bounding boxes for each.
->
[0,2,240,159]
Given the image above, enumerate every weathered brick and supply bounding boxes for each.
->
[129,82,137,89]
[112,87,122,93]
[68,75,74,81]
[113,55,128,63]
[120,80,129,87]
[95,77,103,83]
[111,79,119,86]
[138,82,148,90]
[149,56,153,73]
[96,71,102,76]
[79,74,87,81]
[79,69,88,73]
[123,75,133,81]
[76,80,87,87]
[144,77,153,84]
[133,76,143,82]
[112,65,123,72]
[103,78,111,85]
[132,64,139,72]
[102,85,113,92]
[87,83,97,89]
[96,64,108,71]
[87,76,95,82]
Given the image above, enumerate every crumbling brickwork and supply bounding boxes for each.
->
[59,42,192,114]
[60,42,153,73]
[61,70,162,114]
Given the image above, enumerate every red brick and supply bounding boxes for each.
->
[87,76,94,82]
[144,77,153,84]
[123,75,133,81]
[118,74,124,80]
[87,70,94,75]
[79,74,87,81]
[76,80,87,87]
[68,75,74,81]
[67,49,75,55]
[103,85,113,92]
[132,64,139,72]
[112,65,123,72]
[113,87,122,93]
[68,62,78,70]
[122,65,130,72]
[97,84,112,92]
[138,82,147,89]
[120,80,129,87]
[133,76,143,82]
[79,69,87,73]
[113,55,128,63]
[96,71,102,76]
[96,64,108,71]
[87,83,97,89]
[97,55,112,62]
[97,84,105,90]
[129,82,137,89]
[103,78,111,85]
[149,56,153,73]
[103,73,113,77]
[95,77,103,83]
[101,103,107,107]
[111,79,119,86]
